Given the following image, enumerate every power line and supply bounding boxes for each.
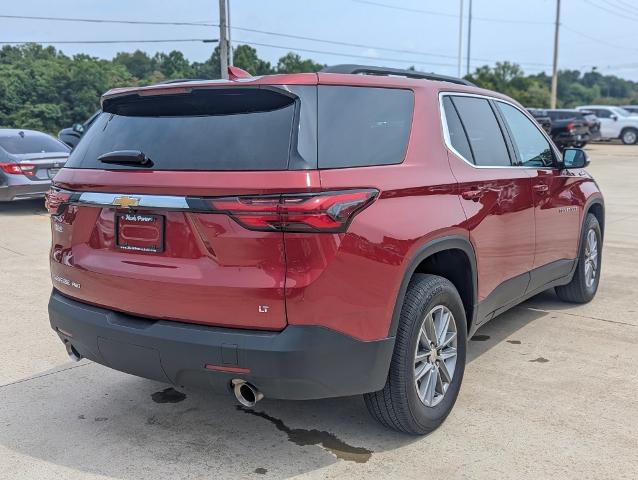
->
[234,39,459,68]
[598,0,638,16]
[583,0,638,22]
[0,39,217,44]
[0,12,553,67]
[563,25,638,52]
[0,14,211,26]
[351,0,553,25]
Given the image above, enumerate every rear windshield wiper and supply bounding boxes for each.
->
[98,150,153,167]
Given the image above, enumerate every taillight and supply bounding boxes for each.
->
[207,189,378,232]
[45,187,74,215]
[0,163,36,177]
[567,122,575,133]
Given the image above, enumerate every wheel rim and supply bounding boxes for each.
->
[414,305,458,407]
[584,228,599,288]
[624,131,637,144]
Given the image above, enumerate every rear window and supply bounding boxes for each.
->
[318,86,413,168]
[0,133,70,155]
[66,87,309,171]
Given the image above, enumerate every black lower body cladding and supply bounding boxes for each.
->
[48,290,395,400]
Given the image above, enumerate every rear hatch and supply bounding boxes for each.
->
[48,83,321,331]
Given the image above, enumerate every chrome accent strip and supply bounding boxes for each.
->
[438,91,562,170]
[76,192,190,210]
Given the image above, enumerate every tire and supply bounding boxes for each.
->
[555,213,602,303]
[621,128,638,145]
[364,274,467,434]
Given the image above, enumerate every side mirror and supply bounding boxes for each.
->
[72,123,85,134]
[610,114,618,121]
[563,148,589,168]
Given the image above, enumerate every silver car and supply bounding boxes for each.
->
[0,129,70,202]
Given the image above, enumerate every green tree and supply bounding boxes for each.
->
[276,53,324,73]
[154,50,193,79]
[233,45,273,75]
[113,50,156,79]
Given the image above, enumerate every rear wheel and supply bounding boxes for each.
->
[364,274,467,434]
[621,128,638,145]
[555,213,602,303]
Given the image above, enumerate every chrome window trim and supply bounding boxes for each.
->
[438,91,562,169]
[76,192,190,210]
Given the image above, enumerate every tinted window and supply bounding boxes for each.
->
[451,96,511,167]
[0,133,70,155]
[497,102,554,167]
[66,88,307,171]
[593,108,612,119]
[442,96,473,162]
[318,86,413,168]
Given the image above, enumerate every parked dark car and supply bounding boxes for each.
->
[46,65,604,434]
[545,109,592,148]
[58,111,100,149]
[527,108,552,134]
[0,129,70,201]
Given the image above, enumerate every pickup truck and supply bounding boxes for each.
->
[576,105,638,145]
[545,110,590,149]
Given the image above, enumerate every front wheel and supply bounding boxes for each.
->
[555,213,602,303]
[364,274,467,434]
[621,128,638,145]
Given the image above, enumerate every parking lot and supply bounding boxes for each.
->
[1,143,637,479]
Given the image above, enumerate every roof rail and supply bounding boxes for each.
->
[320,64,475,87]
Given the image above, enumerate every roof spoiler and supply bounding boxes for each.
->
[320,64,475,87]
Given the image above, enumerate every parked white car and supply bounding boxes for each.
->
[576,105,638,144]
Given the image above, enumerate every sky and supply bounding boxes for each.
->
[2,0,638,80]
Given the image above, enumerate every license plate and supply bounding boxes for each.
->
[115,213,164,253]
[48,168,60,179]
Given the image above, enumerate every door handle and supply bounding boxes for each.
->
[533,184,549,194]
[461,189,485,201]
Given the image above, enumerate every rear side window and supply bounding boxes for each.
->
[0,133,69,155]
[66,87,311,171]
[442,96,473,162]
[318,86,413,168]
[449,96,511,167]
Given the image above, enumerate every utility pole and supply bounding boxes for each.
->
[219,0,228,79]
[226,0,233,66]
[550,0,561,109]
[457,0,464,78]
[466,0,472,76]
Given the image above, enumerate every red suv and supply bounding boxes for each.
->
[46,65,604,434]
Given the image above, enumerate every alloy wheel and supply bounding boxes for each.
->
[414,305,458,407]
[584,228,599,288]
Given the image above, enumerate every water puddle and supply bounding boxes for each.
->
[238,406,372,463]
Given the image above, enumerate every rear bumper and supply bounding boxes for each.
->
[553,132,590,147]
[0,177,51,201]
[48,290,395,400]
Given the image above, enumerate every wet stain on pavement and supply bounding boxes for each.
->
[151,387,187,404]
[254,467,268,474]
[238,407,372,463]
[507,340,522,345]
[529,357,549,363]
[471,334,490,341]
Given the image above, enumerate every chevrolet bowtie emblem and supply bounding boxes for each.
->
[112,196,141,208]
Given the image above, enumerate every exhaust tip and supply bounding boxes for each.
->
[231,379,263,407]
[65,342,82,362]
